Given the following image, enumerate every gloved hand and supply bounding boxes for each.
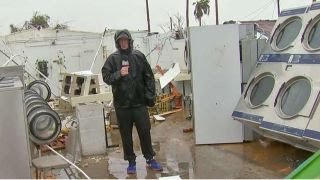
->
[146,98,155,107]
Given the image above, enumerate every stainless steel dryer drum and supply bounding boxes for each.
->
[27,80,51,101]
[24,80,60,145]
[25,93,43,103]
[24,89,38,96]
[26,101,51,116]
[27,108,61,145]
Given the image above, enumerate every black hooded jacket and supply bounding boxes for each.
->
[101,29,156,109]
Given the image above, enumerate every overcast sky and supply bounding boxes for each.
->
[0,0,314,35]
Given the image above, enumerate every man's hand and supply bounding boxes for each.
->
[120,66,129,76]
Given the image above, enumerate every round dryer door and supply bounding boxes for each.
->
[28,108,61,145]
[271,17,303,51]
[302,14,320,51]
[275,77,311,119]
[245,73,275,108]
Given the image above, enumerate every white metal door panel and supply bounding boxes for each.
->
[76,103,106,156]
[189,25,244,144]
[0,81,31,178]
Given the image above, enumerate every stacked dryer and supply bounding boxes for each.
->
[258,5,319,151]
[232,5,320,151]
[25,80,61,145]
[300,2,320,149]
[232,6,308,131]
[232,53,291,136]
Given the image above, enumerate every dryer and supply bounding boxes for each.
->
[299,2,320,148]
[268,6,308,54]
[259,4,320,151]
[232,54,290,135]
[233,3,320,151]
[232,6,308,134]
[260,54,320,151]
[301,2,320,53]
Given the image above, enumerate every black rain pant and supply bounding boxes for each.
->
[115,106,156,162]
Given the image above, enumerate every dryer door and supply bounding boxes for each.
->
[302,14,320,51]
[274,76,318,119]
[244,72,275,108]
[271,16,303,52]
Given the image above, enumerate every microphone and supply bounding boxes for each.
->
[122,59,129,67]
[121,59,129,77]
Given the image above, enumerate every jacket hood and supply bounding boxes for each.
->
[114,29,134,50]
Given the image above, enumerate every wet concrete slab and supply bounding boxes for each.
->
[78,111,313,179]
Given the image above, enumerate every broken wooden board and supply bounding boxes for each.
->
[158,108,182,116]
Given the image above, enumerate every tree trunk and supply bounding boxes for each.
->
[186,0,189,28]
[199,18,202,26]
[146,0,151,33]
[215,0,219,25]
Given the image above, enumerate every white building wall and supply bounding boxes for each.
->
[0,29,188,96]
[2,29,103,95]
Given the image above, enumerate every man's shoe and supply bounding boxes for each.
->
[127,162,136,174]
[146,159,163,171]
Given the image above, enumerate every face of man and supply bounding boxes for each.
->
[119,38,129,50]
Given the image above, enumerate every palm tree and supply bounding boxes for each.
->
[30,11,50,29]
[193,0,210,26]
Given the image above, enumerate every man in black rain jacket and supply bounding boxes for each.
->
[101,29,162,174]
